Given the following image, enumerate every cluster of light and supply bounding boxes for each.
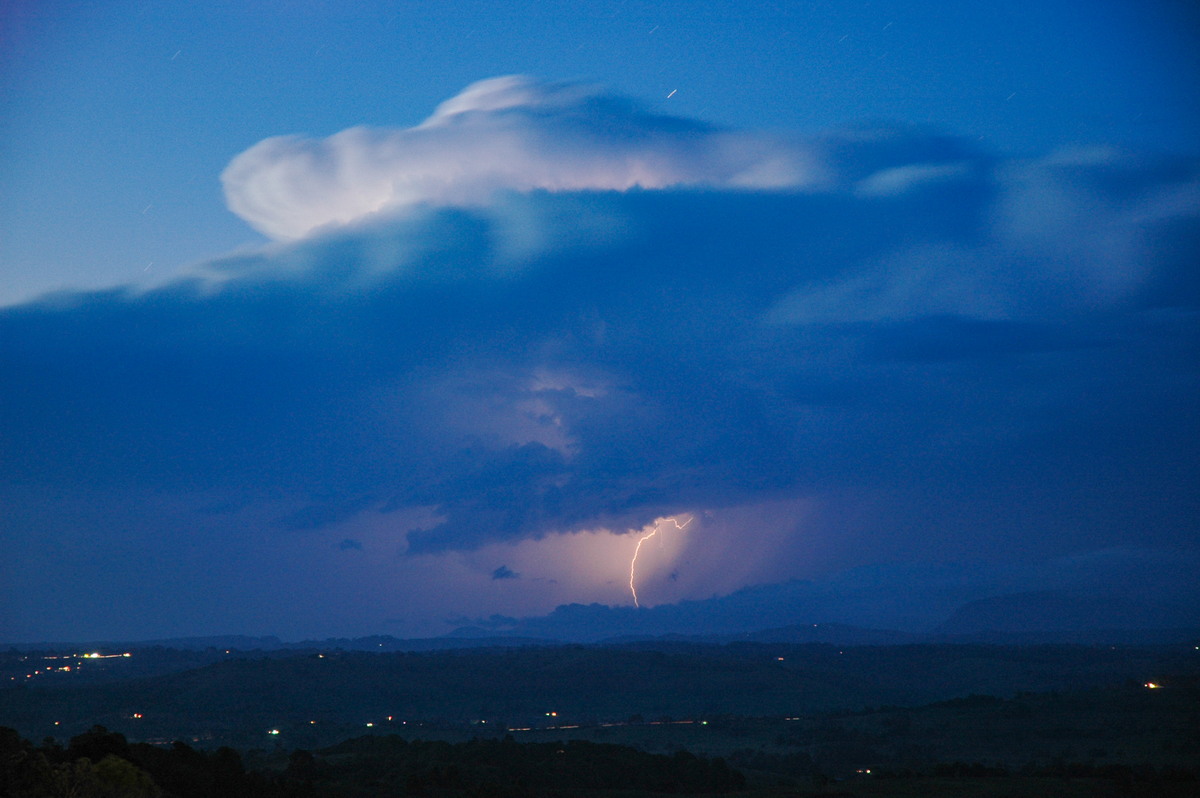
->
[16,652,133,680]
[629,515,693,607]
[1145,682,1162,689]
[267,729,281,735]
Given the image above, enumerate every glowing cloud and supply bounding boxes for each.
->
[221,76,821,240]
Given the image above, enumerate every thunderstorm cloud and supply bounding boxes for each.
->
[3,78,1199,639]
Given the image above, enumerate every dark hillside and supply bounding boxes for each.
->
[2,642,1195,750]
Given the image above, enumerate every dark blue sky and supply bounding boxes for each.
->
[1,2,1198,642]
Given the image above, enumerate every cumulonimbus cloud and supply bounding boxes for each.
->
[221,76,823,240]
[6,79,1199,565]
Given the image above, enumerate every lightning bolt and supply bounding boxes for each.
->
[629,515,692,608]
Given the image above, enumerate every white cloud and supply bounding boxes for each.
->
[221,76,823,240]
[854,161,973,197]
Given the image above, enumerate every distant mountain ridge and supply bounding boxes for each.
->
[7,580,1196,652]
[443,578,1198,645]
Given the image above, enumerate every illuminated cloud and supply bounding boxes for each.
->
[3,85,1199,641]
[221,76,822,240]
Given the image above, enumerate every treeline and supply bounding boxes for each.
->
[0,725,745,797]
[1,726,281,798]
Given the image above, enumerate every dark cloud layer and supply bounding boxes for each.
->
[3,80,1199,641]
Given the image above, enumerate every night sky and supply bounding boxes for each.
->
[2,1,1198,643]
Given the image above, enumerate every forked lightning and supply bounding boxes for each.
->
[629,515,693,608]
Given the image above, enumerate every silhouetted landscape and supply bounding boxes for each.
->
[4,631,1199,796]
